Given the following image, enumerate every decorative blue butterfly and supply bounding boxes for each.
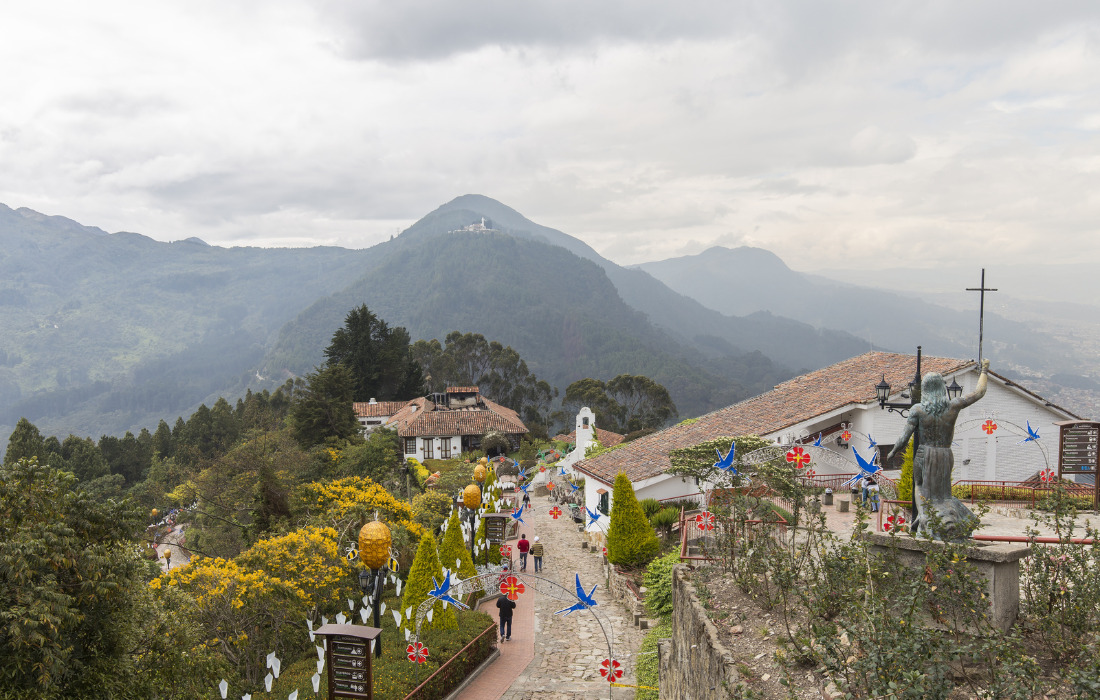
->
[429,570,469,610]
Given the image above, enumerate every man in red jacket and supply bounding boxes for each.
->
[517,533,530,571]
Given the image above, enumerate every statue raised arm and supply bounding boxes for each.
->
[887,358,990,539]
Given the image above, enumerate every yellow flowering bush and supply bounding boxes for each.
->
[237,526,348,612]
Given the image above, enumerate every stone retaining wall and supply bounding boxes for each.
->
[659,565,740,699]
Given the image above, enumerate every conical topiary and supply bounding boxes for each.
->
[400,531,457,635]
[439,509,481,597]
[606,472,660,567]
[897,437,915,503]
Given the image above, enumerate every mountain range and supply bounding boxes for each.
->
[2,195,1095,444]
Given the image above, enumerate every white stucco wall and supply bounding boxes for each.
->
[406,435,461,463]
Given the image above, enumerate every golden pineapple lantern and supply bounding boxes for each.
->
[473,464,487,484]
[462,483,482,511]
[358,520,392,570]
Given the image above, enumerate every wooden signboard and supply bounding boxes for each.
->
[1054,420,1100,510]
[483,513,509,545]
[314,623,382,699]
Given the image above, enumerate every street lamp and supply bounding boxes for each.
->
[358,519,392,658]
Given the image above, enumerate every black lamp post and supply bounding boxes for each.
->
[358,567,384,658]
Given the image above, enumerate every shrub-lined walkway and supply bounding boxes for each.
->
[455,494,645,700]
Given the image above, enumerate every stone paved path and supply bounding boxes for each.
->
[457,492,646,700]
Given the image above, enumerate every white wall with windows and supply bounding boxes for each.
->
[404,435,461,462]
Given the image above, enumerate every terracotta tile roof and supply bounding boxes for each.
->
[352,401,407,418]
[552,427,626,447]
[386,395,527,438]
[446,386,479,393]
[573,351,973,485]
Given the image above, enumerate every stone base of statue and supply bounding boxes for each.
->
[863,532,1030,633]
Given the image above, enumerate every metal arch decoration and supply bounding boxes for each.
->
[410,570,618,697]
[955,418,1051,469]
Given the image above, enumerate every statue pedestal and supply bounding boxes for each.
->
[863,533,1030,632]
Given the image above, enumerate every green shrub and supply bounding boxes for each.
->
[635,619,671,700]
[607,472,660,567]
[643,551,680,620]
[438,509,480,596]
[411,490,453,533]
[897,438,914,503]
[400,531,456,635]
[649,507,680,539]
[640,497,662,518]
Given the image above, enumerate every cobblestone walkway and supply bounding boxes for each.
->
[458,492,647,700]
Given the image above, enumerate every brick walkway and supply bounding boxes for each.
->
[455,495,646,700]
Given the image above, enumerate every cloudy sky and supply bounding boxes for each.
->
[4,1,1100,274]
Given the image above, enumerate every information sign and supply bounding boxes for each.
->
[483,513,508,545]
[314,624,382,700]
[1055,420,1100,510]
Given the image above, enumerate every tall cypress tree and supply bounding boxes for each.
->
[400,532,458,635]
[606,472,659,567]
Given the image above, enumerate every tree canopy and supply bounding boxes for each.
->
[324,304,425,401]
[561,374,677,434]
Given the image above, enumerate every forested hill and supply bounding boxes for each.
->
[1,195,871,442]
[263,230,783,418]
[0,203,372,439]
[397,195,871,372]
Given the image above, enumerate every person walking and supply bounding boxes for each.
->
[496,594,516,642]
[530,535,544,573]
[517,533,530,571]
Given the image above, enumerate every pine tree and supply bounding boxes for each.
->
[400,532,457,636]
[439,510,480,596]
[4,417,45,466]
[606,472,659,567]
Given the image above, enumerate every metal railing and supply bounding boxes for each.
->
[402,621,497,700]
[952,480,1095,509]
[677,504,788,563]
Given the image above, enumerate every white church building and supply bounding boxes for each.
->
[572,351,1081,525]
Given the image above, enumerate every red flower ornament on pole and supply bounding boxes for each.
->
[549,506,563,519]
[884,514,906,532]
[1040,468,1056,484]
[500,576,526,600]
[695,511,715,531]
[406,641,429,664]
[546,481,555,491]
[499,544,512,557]
[841,430,852,443]
[982,419,998,434]
[599,658,623,682]
[785,446,811,469]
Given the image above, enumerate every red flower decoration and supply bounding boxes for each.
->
[982,419,998,434]
[695,511,715,531]
[499,544,512,556]
[785,446,811,469]
[406,641,429,664]
[500,575,526,600]
[1040,469,1056,483]
[602,547,608,556]
[884,514,906,532]
[841,430,852,442]
[803,468,816,478]
[539,466,546,473]
[599,658,623,682]
[549,506,563,519]
[547,481,556,491]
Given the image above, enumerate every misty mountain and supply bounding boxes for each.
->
[635,245,1091,385]
[0,203,374,438]
[0,196,874,442]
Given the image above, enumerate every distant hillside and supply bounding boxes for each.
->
[1,196,876,442]
[636,246,1063,369]
[262,230,782,419]
[0,203,372,438]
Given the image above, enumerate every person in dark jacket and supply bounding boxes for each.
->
[496,595,516,642]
